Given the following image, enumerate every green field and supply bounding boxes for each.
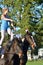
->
[26,60,43,65]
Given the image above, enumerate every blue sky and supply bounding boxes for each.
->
[0,4,7,9]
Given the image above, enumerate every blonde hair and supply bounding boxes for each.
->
[2,8,8,13]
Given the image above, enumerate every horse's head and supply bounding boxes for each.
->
[24,33,36,50]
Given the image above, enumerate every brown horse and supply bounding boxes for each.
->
[5,33,36,65]
[0,32,36,65]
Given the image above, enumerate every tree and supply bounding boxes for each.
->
[0,0,43,47]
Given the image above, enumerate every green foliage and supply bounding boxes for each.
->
[0,0,43,47]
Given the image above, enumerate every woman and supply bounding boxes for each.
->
[0,8,15,58]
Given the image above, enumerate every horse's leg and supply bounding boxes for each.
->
[12,39,24,65]
[18,52,23,65]
[4,53,9,65]
[14,44,23,65]
[20,57,27,65]
[20,59,23,65]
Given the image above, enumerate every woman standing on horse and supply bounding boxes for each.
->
[0,8,15,59]
[0,8,14,48]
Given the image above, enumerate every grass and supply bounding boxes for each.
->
[26,60,43,65]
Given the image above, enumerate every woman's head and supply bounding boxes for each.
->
[2,8,8,15]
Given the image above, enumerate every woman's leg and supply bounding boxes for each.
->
[0,30,5,46]
[7,28,14,41]
[0,30,5,59]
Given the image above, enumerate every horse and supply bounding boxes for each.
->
[0,31,36,65]
[6,32,36,65]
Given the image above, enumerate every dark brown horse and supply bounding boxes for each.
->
[0,32,36,65]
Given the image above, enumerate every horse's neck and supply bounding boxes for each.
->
[25,34,34,45]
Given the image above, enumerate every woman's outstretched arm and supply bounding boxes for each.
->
[1,15,13,22]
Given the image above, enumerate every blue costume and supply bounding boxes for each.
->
[1,15,10,31]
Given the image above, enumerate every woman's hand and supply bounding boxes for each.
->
[11,23,16,30]
[10,19,13,22]
[11,23,14,27]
